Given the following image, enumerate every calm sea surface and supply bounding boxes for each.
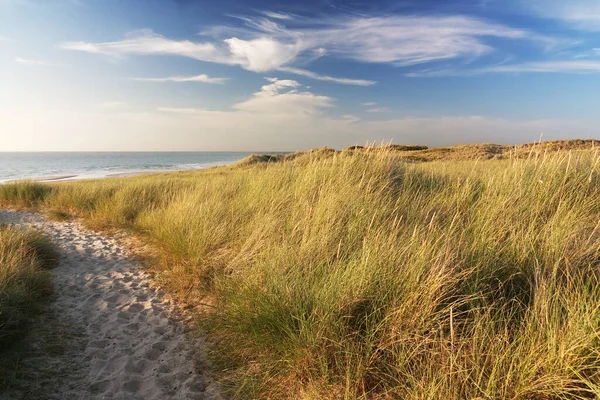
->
[0,152,257,183]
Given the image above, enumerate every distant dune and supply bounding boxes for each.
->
[237,139,600,166]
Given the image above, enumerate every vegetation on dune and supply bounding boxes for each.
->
[237,139,600,167]
[0,225,58,349]
[1,140,600,398]
[0,181,53,208]
[387,138,600,162]
[235,147,339,167]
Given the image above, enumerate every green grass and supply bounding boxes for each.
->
[2,144,600,399]
[0,225,58,349]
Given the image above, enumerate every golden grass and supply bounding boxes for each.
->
[357,139,600,162]
[0,225,58,348]
[1,141,600,399]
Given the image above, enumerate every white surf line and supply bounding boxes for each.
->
[0,210,222,400]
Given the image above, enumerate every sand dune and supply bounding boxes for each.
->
[0,210,221,400]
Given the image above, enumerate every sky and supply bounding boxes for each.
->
[1,0,600,151]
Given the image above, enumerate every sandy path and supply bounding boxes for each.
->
[0,210,221,400]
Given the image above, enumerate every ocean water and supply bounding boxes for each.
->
[0,152,256,183]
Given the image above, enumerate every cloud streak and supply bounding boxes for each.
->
[277,67,376,86]
[15,57,57,66]
[131,74,228,84]
[407,60,600,76]
[260,11,293,20]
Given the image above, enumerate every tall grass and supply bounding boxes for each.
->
[2,147,600,399]
[0,225,58,348]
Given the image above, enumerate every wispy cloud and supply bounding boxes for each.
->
[61,29,297,72]
[518,0,600,30]
[575,48,600,58]
[60,14,537,84]
[407,60,600,76]
[260,11,293,20]
[61,29,220,59]
[277,67,376,86]
[362,102,377,106]
[15,57,57,66]
[131,74,228,84]
[486,60,600,73]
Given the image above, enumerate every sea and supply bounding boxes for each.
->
[0,152,258,183]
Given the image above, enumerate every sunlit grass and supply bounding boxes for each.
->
[2,144,600,399]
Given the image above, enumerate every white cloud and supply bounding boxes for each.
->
[519,0,600,30]
[224,36,300,71]
[362,102,377,106]
[131,74,228,84]
[277,67,376,86]
[62,29,299,73]
[60,14,535,84]
[259,77,301,93]
[261,11,293,20]
[159,77,331,117]
[62,29,222,61]
[15,57,56,66]
[234,77,332,114]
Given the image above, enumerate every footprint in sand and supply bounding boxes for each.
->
[0,210,222,400]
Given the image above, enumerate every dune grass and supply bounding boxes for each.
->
[2,144,600,399]
[0,225,58,349]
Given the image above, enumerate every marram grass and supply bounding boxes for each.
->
[0,225,58,348]
[2,146,600,399]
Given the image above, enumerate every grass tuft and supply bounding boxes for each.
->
[0,181,53,208]
[0,225,58,349]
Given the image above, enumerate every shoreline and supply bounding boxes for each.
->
[0,162,235,184]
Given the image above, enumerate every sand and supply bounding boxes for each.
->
[0,210,222,400]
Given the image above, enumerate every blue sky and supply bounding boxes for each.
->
[1,0,600,151]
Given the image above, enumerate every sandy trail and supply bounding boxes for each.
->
[0,210,221,400]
